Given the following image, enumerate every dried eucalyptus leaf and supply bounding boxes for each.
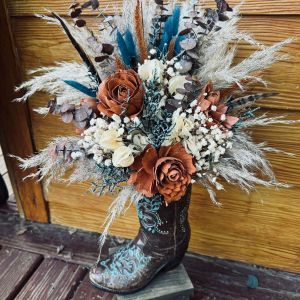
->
[178,28,192,36]
[95,55,109,62]
[74,108,88,122]
[218,13,229,21]
[176,88,188,95]
[75,19,86,27]
[74,120,87,129]
[168,98,182,108]
[180,39,197,51]
[69,3,80,9]
[179,60,193,73]
[184,82,196,92]
[91,0,99,10]
[81,1,92,9]
[186,50,199,59]
[216,0,233,13]
[61,112,74,123]
[102,44,114,55]
[70,8,82,18]
[60,103,75,113]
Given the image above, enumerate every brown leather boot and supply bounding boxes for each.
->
[89,185,192,294]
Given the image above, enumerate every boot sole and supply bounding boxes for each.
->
[89,255,183,295]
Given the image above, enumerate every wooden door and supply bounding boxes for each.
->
[2,0,300,273]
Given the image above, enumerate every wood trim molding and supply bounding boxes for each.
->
[0,0,48,222]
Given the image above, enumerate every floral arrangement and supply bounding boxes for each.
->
[15,0,296,243]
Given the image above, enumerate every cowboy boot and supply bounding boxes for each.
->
[89,185,192,294]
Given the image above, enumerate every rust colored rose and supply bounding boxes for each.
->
[97,69,144,118]
[128,144,196,204]
[197,82,239,129]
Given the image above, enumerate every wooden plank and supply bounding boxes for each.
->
[15,258,86,300]
[117,264,194,300]
[2,210,300,299]
[72,274,114,300]
[11,15,300,111]
[0,0,48,222]
[0,211,102,266]
[184,253,300,299]
[7,0,300,16]
[0,247,42,300]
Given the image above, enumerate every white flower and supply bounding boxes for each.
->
[138,59,165,83]
[98,129,123,151]
[112,146,134,167]
[168,75,188,100]
[132,134,148,150]
[164,109,194,145]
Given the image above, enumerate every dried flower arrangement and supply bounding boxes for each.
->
[14,0,297,277]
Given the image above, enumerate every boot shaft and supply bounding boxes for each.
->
[136,185,191,249]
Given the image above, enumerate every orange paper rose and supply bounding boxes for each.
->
[128,144,196,204]
[197,82,239,129]
[97,69,144,118]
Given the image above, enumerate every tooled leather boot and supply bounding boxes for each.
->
[89,185,192,294]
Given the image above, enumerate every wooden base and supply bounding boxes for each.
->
[116,264,194,300]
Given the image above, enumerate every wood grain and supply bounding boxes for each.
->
[7,0,300,16]
[11,16,300,110]
[0,247,42,300]
[47,184,300,273]
[15,258,86,300]
[0,0,48,222]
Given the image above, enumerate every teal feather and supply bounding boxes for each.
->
[117,31,131,66]
[124,30,138,60]
[159,6,181,54]
[63,80,96,98]
[117,30,138,66]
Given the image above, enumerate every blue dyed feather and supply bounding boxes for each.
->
[171,6,181,36]
[63,80,96,98]
[124,30,138,60]
[159,6,181,53]
[116,31,131,66]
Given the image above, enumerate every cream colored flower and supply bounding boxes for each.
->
[132,133,148,150]
[112,146,134,167]
[168,75,188,100]
[163,109,194,145]
[138,59,165,83]
[98,129,123,151]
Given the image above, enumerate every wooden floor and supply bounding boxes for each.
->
[1,208,300,299]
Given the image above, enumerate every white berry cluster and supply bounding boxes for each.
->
[166,104,233,179]
[78,115,148,168]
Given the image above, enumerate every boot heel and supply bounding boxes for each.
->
[162,255,184,272]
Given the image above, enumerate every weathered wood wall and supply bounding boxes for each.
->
[7,0,300,273]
